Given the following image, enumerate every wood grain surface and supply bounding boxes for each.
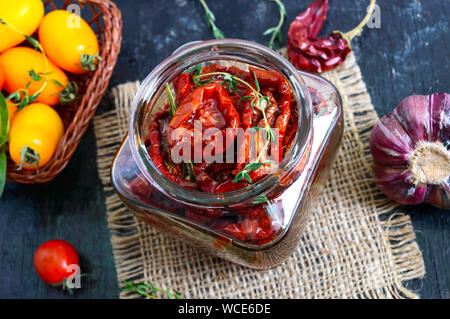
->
[0,0,448,298]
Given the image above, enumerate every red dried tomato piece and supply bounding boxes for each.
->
[167,83,240,157]
[173,73,194,103]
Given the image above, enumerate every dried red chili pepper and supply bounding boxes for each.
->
[287,0,376,73]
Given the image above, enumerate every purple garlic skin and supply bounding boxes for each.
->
[370,93,450,209]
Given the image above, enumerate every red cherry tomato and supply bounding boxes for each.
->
[33,239,80,285]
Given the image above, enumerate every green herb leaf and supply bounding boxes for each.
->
[232,171,244,183]
[6,92,20,103]
[122,280,183,299]
[212,27,225,39]
[279,2,287,16]
[188,162,196,182]
[263,27,277,36]
[29,93,39,104]
[246,162,264,171]
[239,95,253,102]
[25,35,41,51]
[267,127,278,145]
[166,83,178,117]
[194,64,202,76]
[276,30,283,43]
[182,162,196,181]
[205,10,216,24]
[264,0,286,50]
[0,93,9,136]
[186,64,203,76]
[28,70,52,82]
[18,96,29,111]
[248,126,264,132]
[198,0,226,39]
[182,163,188,179]
[174,291,183,299]
[253,71,260,92]
[252,195,269,204]
[29,69,42,81]
[52,79,64,88]
[0,151,6,197]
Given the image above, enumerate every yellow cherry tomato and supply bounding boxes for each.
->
[9,125,59,169]
[10,103,64,142]
[0,66,5,90]
[6,100,18,125]
[39,10,100,74]
[0,47,70,106]
[0,0,44,52]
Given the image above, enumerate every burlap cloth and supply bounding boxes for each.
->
[93,52,425,298]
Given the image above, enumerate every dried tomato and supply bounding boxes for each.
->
[147,110,199,190]
[173,73,194,103]
[140,63,312,244]
[249,67,291,161]
[167,83,240,157]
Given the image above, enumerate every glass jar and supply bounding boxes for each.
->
[111,39,343,269]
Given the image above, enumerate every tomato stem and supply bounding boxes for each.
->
[80,53,102,72]
[18,146,40,173]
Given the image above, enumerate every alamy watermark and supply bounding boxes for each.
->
[367,3,381,29]
[66,4,81,28]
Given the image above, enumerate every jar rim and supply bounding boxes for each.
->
[128,39,313,207]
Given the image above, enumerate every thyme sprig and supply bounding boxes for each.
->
[28,69,52,82]
[6,84,39,111]
[192,71,277,184]
[165,83,178,117]
[263,0,286,50]
[122,280,183,299]
[198,0,225,39]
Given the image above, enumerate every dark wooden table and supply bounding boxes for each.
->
[0,0,448,299]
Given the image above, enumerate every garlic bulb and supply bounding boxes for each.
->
[370,93,449,209]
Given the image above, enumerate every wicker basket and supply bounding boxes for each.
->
[6,0,122,184]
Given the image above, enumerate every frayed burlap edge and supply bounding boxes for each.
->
[94,52,425,299]
[320,55,425,298]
